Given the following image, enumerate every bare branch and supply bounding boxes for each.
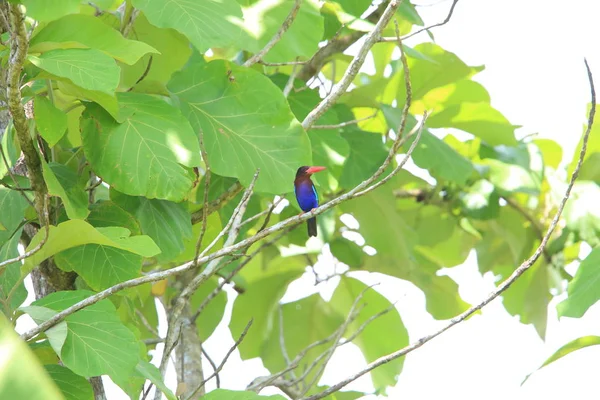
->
[301,0,401,130]
[302,59,596,400]
[260,60,307,67]
[309,111,379,130]
[185,319,253,400]
[244,0,302,67]
[194,131,211,265]
[7,4,47,217]
[380,0,460,42]
[201,347,220,389]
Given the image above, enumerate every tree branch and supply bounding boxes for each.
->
[301,0,400,130]
[243,0,302,68]
[301,58,596,400]
[380,0,460,42]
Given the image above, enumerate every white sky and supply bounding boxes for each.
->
[16,1,600,399]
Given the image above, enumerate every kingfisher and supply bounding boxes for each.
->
[294,166,326,237]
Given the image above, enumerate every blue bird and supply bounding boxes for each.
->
[294,166,326,237]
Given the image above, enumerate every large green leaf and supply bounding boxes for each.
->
[557,248,600,318]
[230,267,304,359]
[111,191,193,262]
[44,364,94,400]
[428,103,517,146]
[54,245,142,291]
[200,390,286,400]
[119,13,191,91]
[169,59,311,194]
[261,294,345,391]
[481,143,544,195]
[30,49,120,95]
[22,220,160,272]
[189,277,227,341]
[42,161,89,220]
[339,127,388,188]
[30,14,158,65]
[131,0,244,51]
[34,96,68,147]
[330,277,408,392]
[81,93,201,201]
[459,179,500,220]
[30,291,140,378]
[0,314,63,400]
[87,201,141,235]
[21,0,79,22]
[239,0,323,62]
[57,80,120,122]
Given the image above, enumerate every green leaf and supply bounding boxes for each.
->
[534,138,562,169]
[54,245,142,291]
[557,248,600,318]
[169,59,311,194]
[331,277,408,392]
[111,192,193,262]
[30,14,158,65]
[119,13,191,91]
[21,0,79,22]
[57,80,120,122]
[20,306,68,356]
[562,181,600,246]
[22,219,160,272]
[31,291,140,378]
[200,389,286,400]
[34,96,68,147]
[261,294,344,391]
[87,201,141,235]
[0,125,20,179]
[0,186,28,232]
[482,143,544,195]
[523,336,600,384]
[329,237,364,268]
[82,92,201,201]
[134,361,177,400]
[45,364,94,400]
[459,179,499,220]
[131,0,244,52]
[0,227,27,313]
[42,161,89,220]
[0,314,64,400]
[382,107,474,185]
[230,269,304,359]
[239,0,323,62]
[339,127,388,188]
[428,103,517,146]
[189,277,227,341]
[30,49,120,95]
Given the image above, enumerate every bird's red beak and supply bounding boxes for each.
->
[306,166,326,175]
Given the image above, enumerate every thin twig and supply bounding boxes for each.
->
[193,131,211,265]
[185,320,253,400]
[127,55,153,92]
[244,0,302,67]
[302,58,596,400]
[380,0,460,42]
[283,61,301,98]
[301,0,401,130]
[240,195,285,228]
[310,111,379,130]
[201,347,220,389]
[278,304,298,382]
[259,60,307,66]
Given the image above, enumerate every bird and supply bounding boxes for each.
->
[294,166,326,237]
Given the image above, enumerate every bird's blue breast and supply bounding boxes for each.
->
[295,182,319,212]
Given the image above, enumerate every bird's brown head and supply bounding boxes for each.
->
[296,166,326,178]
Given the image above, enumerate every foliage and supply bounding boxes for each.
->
[0,0,596,398]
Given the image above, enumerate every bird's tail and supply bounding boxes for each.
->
[307,217,317,237]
